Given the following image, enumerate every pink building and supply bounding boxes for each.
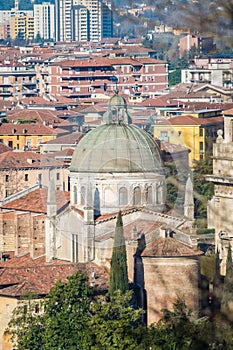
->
[40,56,168,99]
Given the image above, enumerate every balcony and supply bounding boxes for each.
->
[0,90,12,96]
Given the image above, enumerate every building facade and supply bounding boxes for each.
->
[42,56,168,99]
[207,108,233,275]
[55,0,112,42]
[10,13,34,41]
[34,2,55,41]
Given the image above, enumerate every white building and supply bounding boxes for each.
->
[55,0,113,42]
[34,2,55,41]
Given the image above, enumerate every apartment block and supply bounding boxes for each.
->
[0,64,37,100]
[55,0,113,42]
[34,2,55,41]
[41,56,168,99]
[10,13,34,41]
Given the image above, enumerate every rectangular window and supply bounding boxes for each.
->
[56,173,60,181]
[199,128,203,137]
[200,141,204,153]
[25,174,29,181]
[5,175,9,182]
[160,131,168,141]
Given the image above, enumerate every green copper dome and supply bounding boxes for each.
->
[70,123,163,173]
[70,91,163,174]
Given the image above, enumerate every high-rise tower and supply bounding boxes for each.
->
[55,0,113,42]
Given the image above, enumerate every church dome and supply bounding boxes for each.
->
[70,123,163,173]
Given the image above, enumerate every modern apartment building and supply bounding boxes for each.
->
[10,12,34,41]
[41,56,168,99]
[34,2,55,41]
[55,0,113,42]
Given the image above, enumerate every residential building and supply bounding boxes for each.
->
[181,56,233,90]
[55,0,113,42]
[10,13,34,41]
[0,123,68,151]
[71,5,89,41]
[179,34,215,58]
[154,112,223,166]
[43,56,168,99]
[34,2,55,41]
[0,63,37,100]
[0,151,70,200]
[55,0,73,42]
[0,23,10,41]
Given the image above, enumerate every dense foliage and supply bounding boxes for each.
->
[7,274,233,350]
[109,210,129,296]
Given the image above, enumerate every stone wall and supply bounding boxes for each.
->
[142,257,200,324]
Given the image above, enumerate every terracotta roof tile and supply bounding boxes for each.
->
[43,131,83,145]
[0,123,62,135]
[1,188,70,214]
[0,255,108,296]
[142,237,203,257]
[0,151,65,169]
[158,115,223,126]
[0,142,12,154]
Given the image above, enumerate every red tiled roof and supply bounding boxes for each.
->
[0,123,63,135]
[0,254,108,296]
[0,142,12,154]
[7,109,76,128]
[42,131,83,145]
[1,188,70,214]
[158,115,223,126]
[160,141,189,153]
[96,219,162,242]
[140,96,178,107]
[0,151,65,169]
[142,237,203,257]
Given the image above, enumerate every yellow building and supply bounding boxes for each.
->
[0,123,67,151]
[10,13,34,41]
[154,114,223,166]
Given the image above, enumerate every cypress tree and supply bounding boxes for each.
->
[221,244,233,319]
[109,210,128,296]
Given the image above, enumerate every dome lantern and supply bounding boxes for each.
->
[103,89,132,125]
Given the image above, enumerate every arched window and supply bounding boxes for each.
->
[119,187,128,206]
[81,186,86,205]
[146,186,153,204]
[73,186,77,205]
[133,186,141,205]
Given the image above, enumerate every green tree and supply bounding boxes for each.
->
[89,290,145,350]
[138,297,212,350]
[109,210,128,296]
[6,272,94,350]
[221,245,233,320]
[5,292,44,350]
